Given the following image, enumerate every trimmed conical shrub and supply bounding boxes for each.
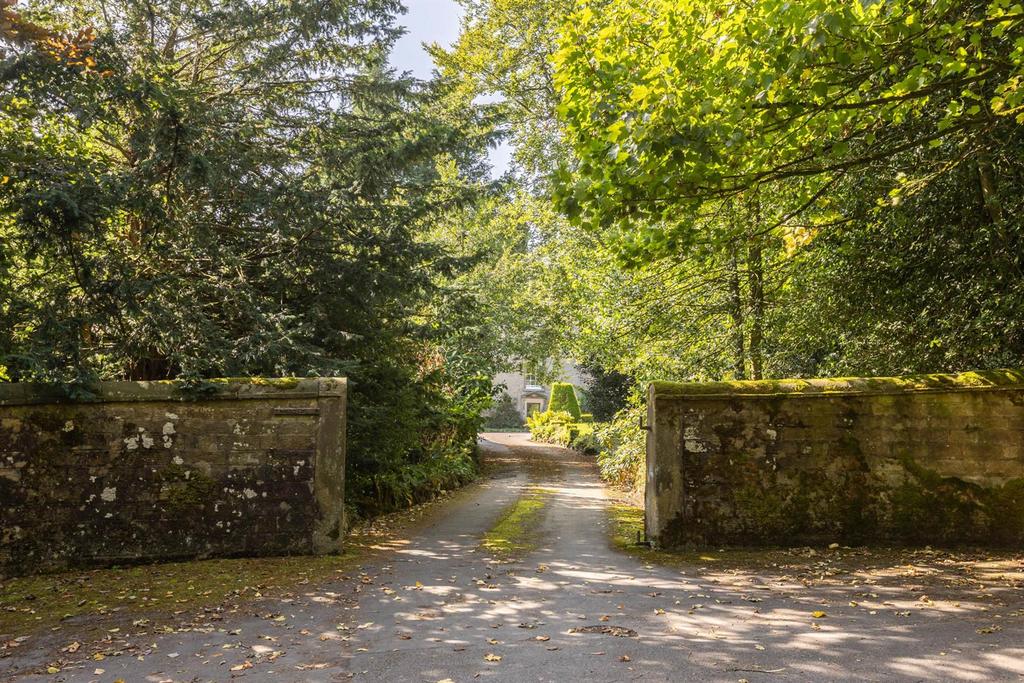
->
[548,382,582,420]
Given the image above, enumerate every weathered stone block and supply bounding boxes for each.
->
[0,377,346,577]
[646,370,1024,548]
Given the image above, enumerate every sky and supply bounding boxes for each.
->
[389,0,513,176]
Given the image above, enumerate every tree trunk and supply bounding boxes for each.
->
[977,156,1002,225]
[746,194,765,380]
[747,243,764,380]
[728,243,746,380]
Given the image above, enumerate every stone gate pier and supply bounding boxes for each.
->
[646,370,1024,548]
[0,377,346,576]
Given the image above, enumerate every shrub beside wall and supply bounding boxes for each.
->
[0,378,347,576]
[594,404,646,501]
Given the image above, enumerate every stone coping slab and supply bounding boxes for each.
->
[0,377,346,406]
[651,369,1024,399]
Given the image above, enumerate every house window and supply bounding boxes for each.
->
[523,360,543,390]
[525,400,544,415]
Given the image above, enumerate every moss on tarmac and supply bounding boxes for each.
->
[481,486,550,558]
[0,552,361,638]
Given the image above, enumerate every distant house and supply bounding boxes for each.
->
[492,359,589,419]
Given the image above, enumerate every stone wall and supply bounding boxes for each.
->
[645,370,1024,548]
[0,378,346,576]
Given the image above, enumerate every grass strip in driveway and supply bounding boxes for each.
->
[480,486,551,559]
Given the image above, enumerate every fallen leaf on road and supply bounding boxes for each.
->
[977,625,1002,634]
[534,635,550,642]
[230,661,253,671]
[811,611,827,618]
[487,638,499,645]
[62,642,80,653]
[569,626,637,637]
[619,655,631,662]
[484,653,502,662]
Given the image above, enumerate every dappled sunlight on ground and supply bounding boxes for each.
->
[3,432,1022,680]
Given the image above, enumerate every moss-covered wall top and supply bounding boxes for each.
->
[645,370,1024,548]
[0,377,346,577]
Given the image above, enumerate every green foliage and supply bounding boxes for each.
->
[526,407,598,451]
[0,0,500,519]
[357,438,479,514]
[543,0,1024,380]
[526,409,575,445]
[554,0,1024,259]
[421,190,567,371]
[484,392,525,430]
[431,0,571,184]
[548,382,581,419]
[775,159,1024,375]
[594,404,646,493]
[569,423,600,454]
[580,362,632,421]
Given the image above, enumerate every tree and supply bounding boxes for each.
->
[0,0,499,515]
[553,0,1024,261]
[431,0,571,186]
[580,361,632,422]
[551,0,1024,378]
